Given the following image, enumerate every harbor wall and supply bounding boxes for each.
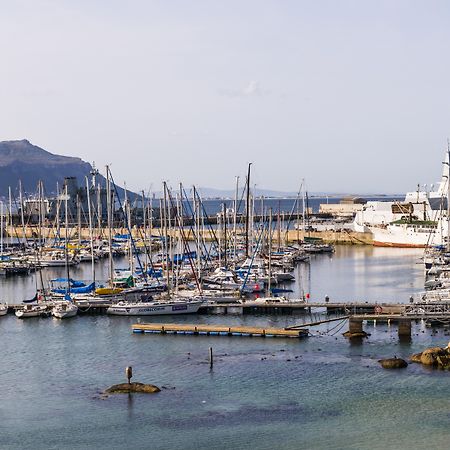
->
[6,226,374,245]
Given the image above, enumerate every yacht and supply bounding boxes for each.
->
[106,298,203,316]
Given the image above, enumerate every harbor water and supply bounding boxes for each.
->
[1,246,450,450]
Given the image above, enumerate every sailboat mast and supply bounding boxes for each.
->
[245,163,252,258]
[106,166,114,287]
[19,180,26,247]
[268,208,272,295]
[86,176,95,285]
[1,201,3,256]
[163,182,170,294]
[64,183,70,290]
[447,141,450,251]
[223,203,227,267]
[233,176,239,264]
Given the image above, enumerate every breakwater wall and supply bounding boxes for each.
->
[6,226,373,245]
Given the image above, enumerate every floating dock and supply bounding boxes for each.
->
[132,323,309,338]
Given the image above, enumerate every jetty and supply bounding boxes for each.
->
[131,323,309,338]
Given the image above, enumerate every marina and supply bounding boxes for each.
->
[3,2,450,448]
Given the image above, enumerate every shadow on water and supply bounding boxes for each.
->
[398,335,412,346]
[154,402,341,429]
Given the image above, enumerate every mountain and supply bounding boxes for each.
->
[0,139,95,196]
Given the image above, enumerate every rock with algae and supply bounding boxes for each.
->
[378,357,408,369]
[105,382,161,394]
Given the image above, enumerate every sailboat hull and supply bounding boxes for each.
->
[107,301,202,316]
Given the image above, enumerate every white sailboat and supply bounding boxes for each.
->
[0,304,7,316]
[106,298,203,316]
[52,301,78,319]
[15,304,49,318]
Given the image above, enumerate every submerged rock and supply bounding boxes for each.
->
[105,382,161,394]
[378,357,408,369]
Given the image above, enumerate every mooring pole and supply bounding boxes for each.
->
[209,347,213,369]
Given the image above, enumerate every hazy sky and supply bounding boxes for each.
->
[1,0,450,194]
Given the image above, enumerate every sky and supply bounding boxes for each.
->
[1,0,450,194]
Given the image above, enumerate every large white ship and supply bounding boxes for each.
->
[353,150,450,248]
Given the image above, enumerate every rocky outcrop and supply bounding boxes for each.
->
[105,382,161,394]
[410,346,450,369]
[378,357,408,369]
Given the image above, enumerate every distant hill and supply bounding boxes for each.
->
[0,139,96,196]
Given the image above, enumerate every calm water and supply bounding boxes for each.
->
[151,196,402,215]
[1,247,450,450]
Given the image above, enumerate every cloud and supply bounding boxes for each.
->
[219,80,269,98]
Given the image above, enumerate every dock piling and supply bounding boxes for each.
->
[209,347,213,369]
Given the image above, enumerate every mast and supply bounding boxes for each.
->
[302,178,306,234]
[77,194,81,247]
[163,182,170,294]
[97,183,102,232]
[447,141,450,251]
[56,182,61,245]
[106,166,114,287]
[38,181,42,249]
[268,208,272,295]
[142,190,148,271]
[64,183,70,292]
[223,203,227,267]
[245,163,252,258]
[0,201,3,256]
[193,186,201,279]
[86,176,95,285]
[19,180,26,247]
[233,176,239,264]
[218,208,221,267]
[8,186,12,247]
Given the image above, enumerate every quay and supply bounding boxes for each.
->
[6,300,408,315]
[131,322,309,338]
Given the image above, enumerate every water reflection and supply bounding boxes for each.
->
[0,246,426,305]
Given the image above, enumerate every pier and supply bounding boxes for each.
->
[131,322,309,338]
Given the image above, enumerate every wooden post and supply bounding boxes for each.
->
[209,347,213,369]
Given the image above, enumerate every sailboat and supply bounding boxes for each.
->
[52,297,78,319]
[106,297,203,316]
[0,303,7,316]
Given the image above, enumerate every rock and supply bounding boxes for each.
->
[105,382,161,394]
[378,357,408,369]
[408,346,450,369]
[420,347,448,366]
[410,353,423,363]
[343,331,368,338]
